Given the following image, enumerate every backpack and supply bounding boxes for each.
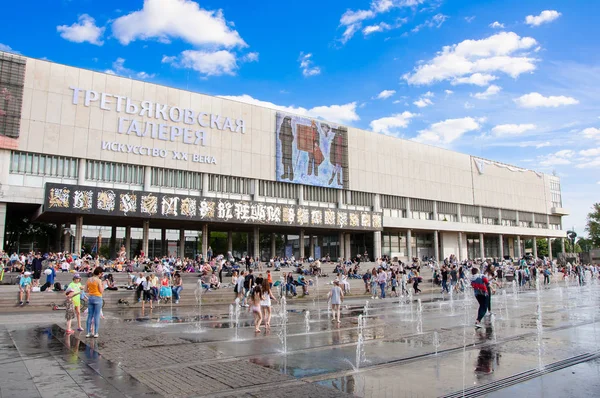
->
[53,282,62,291]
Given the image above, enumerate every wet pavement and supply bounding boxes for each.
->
[1,277,599,397]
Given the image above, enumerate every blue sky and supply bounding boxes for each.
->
[1,0,599,236]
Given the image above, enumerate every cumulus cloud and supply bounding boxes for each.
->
[163,50,238,76]
[489,21,505,29]
[105,58,155,79]
[57,14,105,45]
[472,84,501,99]
[241,52,259,63]
[539,149,573,167]
[403,32,538,85]
[582,127,600,139]
[514,92,579,108]
[339,0,424,43]
[217,94,359,124]
[299,52,321,77]
[444,89,454,95]
[451,73,498,86]
[112,0,246,48]
[376,89,396,99]
[525,10,561,27]
[413,117,482,145]
[580,148,600,157]
[369,111,417,135]
[491,123,536,136]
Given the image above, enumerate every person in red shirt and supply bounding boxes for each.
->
[470,267,489,329]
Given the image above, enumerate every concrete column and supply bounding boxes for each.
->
[125,226,131,259]
[561,237,566,254]
[142,221,150,257]
[516,236,522,258]
[143,166,152,191]
[201,224,208,258]
[478,206,483,224]
[271,233,276,258]
[253,226,260,260]
[77,158,85,185]
[202,173,209,195]
[75,216,83,256]
[498,209,502,225]
[406,229,412,261]
[337,190,345,209]
[109,225,117,259]
[309,235,315,258]
[533,237,538,259]
[432,201,438,221]
[457,232,463,261]
[298,186,305,206]
[339,232,345,260]
[548,238,553,260]
[373,194,381,212]
[499,234,504,259]
[345,191,352,207]
[532,213,536,226]
[0,203,5,251]
[515,211,520,225]
[373,231,382,259]
[433,230,439,261]
[546,214,551,229]
[161,228,167,256]
[479,233,485,259]
[227,231,233,253]
[457,204,462,223]
[179,228,185,258]
[406,198,411,219]
[345,233,351,259]
[299,229,305,259]
[252,179,260,201]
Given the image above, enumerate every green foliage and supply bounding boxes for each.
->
[585,202,600,248]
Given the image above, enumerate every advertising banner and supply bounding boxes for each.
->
[44,183,383,231]
[275,113,349,189]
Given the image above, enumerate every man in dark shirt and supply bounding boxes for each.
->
[31,252,43,284]
[441,266,449,294]
[243,269,254,295]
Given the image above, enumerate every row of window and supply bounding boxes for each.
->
[10,151,78,178]
[304,186,338,203]
[259,180,298,199]
[151,168,202,190]
[87,160,144,185]
[208,175,249,194]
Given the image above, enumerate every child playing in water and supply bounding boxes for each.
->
[251,285,263,332]
[328,280,344,323]
[64,287,80,335]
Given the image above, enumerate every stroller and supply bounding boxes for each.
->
[159,284,172,303]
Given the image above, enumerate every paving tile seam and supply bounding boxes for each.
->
[300,318,600,383]
[5,328,44,398]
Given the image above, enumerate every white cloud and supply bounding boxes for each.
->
[577,159,600,169]
[582,127,600,139]
[338,0,423,43]
[412,13,448,33]
[465,16,476,23]
[217,94,359,124]
[472,84,501,99]
[580,148,600,157]
[0,43,18,54]
[299,52,321,77]
[241,52,259,63]
[451,73,498,86]
[491,123,536,136]
[464,102,474,109]
[539,149,573,167]
[105,58,155,79]
[369,111,417,135]
[112,0,246,48]
[413,117,482,145]
[403,32,538,85]
[172,50,237,76]
[514,92,579,108]
[376,89,396,99]
[525,10,561,27]
[444,89,454,95]
[57,14,105,46]
[489,21,505,29]
[414,98,433,108]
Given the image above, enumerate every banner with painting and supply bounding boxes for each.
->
[275,113,349,189]
[0,52,25,150]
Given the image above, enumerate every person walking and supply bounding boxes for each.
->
[84,267,104,338]
[412,270,422,294]
[377,268,387,299]
[328,280,344,323]
[470,267,490,329]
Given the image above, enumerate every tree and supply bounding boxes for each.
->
[585,203,600,248]
[577,237,594,252]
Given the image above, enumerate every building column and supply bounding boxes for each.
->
[252,179,260,201]
[202,173,209,195]
[298,186,304,206]
[179,228,185,258]
[516,236,522,258]
[406,198,412,219]
[548,238,553,260]
[143,165,151,191]
[457,204,462,223]
[337,190,345,209]
[142,221,150,257]
[227,231,233,254]
[478,206,484,224]
[561,237,566,254]
[0,203,6,252]
[125,226,131,259]
[201,224,208,259]
[515,211,520,226]
[533,237,538,259]
[161,228,167,256]
[271,233,276,259]
[77,159,85,185]
[373,231,382,259]
[457,232,463,261]
[499,234,504,260]
[253,226,260,260]
[309,234,315,259]
[63,224,71,253]
[75,216,83,256]
[406,229,412,261]
[479,233,485,259]
[299,229,305,259]
[345,233,351,259]
[339,232,345,260]
[433,230,439,261]
[109,225,117,259]
[432,201,438,221]
[498,209,502,225]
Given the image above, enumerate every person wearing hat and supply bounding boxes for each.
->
[67,274,84,331]
[19,271,33,305]
[64,286,80,335]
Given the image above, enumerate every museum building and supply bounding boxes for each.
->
[0,51,568,261]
